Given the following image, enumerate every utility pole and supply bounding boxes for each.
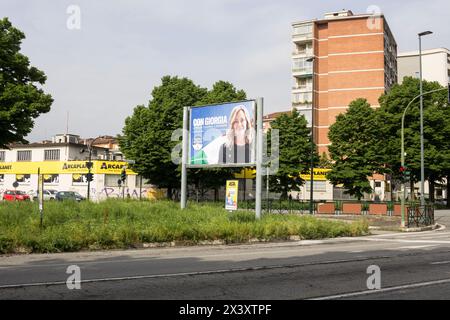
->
[306,56,316,215]
[418,31,433,207]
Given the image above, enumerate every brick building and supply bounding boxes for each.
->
[292,9,397,155]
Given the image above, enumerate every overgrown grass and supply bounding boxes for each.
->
[0,200,369,254]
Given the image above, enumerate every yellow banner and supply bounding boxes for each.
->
[234,168,256,179]
[225,180,239,211]
[233,168,330,181]
[300,168,331,181]
[0,161,137,175]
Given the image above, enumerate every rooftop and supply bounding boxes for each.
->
[398,47,450,57]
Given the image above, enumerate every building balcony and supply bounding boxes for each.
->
[292,86,312,92]
[292,33,313,44]
[292,101,313,107]
[292,50,314,57]
[292,68,313,78]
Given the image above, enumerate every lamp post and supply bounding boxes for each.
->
[418,31,433,207]
[306,56,315,215]
[401,87,446,227]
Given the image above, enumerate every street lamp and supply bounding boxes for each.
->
[401,87,447,227]
[418,30,433,207]
[306,56,315,215]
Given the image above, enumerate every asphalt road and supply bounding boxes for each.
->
[1,210,450,300]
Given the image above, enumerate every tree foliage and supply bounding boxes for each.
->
[0,17,53,148]
[267,109,318,199]
[378,76,450,201]
[119,76,247,199]
[327,98,382,200]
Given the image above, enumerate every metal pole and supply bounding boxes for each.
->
[139,175,142,201]
[401,108,407,228]
[255,98,264,220]
[400,87,445,227]
[87,148,91,201]
[181,107,189,209]
[266,166,269,205]
[309,57,315,215]
[419,35,425,207]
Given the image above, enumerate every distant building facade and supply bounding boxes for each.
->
[0,134,157,201]
[292,9,397,155]
[398,47,450,86]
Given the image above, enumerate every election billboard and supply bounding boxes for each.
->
[189,100,256,166]
[225,180,239,211]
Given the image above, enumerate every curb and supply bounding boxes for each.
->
[400,223,442,232]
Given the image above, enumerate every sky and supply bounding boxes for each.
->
[1,0,449,142]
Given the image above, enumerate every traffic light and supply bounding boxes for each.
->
[86,173,94,182]
[399,166,410,182]
[121,168,126,183]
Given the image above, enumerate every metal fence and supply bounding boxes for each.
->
[237,199,435,227]
[407,204,434,227]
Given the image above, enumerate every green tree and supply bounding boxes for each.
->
[327,98,383,200]
[119,76,207,199]
[378,76,450,202]
[119,77,248,200]
[267,109,318,199]
[0,17,53,148]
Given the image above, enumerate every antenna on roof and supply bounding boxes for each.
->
[66,111,69,136]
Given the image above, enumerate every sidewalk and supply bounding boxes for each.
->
[318,209,450,232]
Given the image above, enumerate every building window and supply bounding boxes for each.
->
[293,24,313,36]
[72,174,88,185]
[0,174,4,184]
[292,92,312,104]
[44,149,60,161]
[0,151,5,162]
[292,58,313,72]
[16,174,31,184]
[17,150,31,161]
[105,174,122,187]
[305,181,326,192]
[43,174,60,185]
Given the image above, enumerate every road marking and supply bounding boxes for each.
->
[362,238,450,244]
[0,255,391,290]
[310,278,450,300]
[397,245,438,249]
[431,261,450,265]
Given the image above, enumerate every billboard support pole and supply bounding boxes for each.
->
[181,107,189,209]
[255,98,263,220]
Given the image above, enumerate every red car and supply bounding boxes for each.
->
[2,190,31,201]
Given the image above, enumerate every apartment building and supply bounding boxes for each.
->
[398,47,450,86]
[292,10,398,155]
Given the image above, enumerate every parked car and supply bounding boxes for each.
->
[55,191,86,202]
[32,189,58,202]
[2,190,31,202]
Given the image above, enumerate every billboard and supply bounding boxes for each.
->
[189,100,255,166]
